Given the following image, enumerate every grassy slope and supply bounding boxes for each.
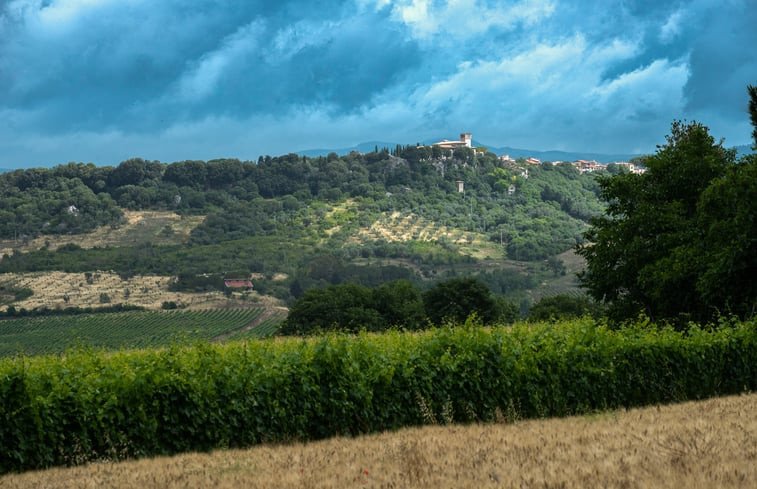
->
[2,392,754,488]
[0,204,585,313]
[0,210,204,257]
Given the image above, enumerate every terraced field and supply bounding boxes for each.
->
[0,270,288,313]
[355,212,505,259]
[0,307,282,357]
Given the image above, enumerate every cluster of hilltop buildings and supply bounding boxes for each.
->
[499,155,647,174]
[432,132,646,174]
[499,154,646,174]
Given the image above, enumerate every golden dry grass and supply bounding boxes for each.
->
[3,393,755,488]
[0,271,283,312]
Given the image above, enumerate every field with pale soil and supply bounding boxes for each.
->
[354,211,506,260]
[3,393,754,488]
[0,271,283,312]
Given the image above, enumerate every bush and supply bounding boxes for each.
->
[1,318,755,472]
[423,277,497,325]
[528,294,601,321]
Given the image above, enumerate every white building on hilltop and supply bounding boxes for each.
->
[433,133,472,150]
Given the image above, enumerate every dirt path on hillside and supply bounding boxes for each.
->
[212,307,287,342]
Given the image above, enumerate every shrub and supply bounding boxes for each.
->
[1,318,755,472]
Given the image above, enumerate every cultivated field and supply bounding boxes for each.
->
[355,211,505,260]
[0,271,282,312]
[0,307,286,357]
[2,393,754,488]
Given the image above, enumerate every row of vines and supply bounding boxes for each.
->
[1,319,755,472]
[0,308,276,357]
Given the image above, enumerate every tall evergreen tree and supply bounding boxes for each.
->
[749,84,757,149]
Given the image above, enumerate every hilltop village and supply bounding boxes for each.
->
[432,132,646,174]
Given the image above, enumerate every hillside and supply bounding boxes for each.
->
[0,147,605,310]
[295,139,643,163]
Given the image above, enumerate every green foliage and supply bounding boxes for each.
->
[1,145,608,305]
[280,280,426,335]
[280,283,382,334]
[493,296,519,323]
[578,120,756,324]
[1,146,603,264]
[282,278,520,335]
[528,294,600,322]
[1,319,755,472]
[0,285,32,305]
[0,303,144,319]
[695,152,757,318]
[749,84,757,149]
[0,168,123,239]
[423,277,497,325]
[0,308,272,357]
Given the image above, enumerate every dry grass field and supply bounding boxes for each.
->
[0,209,290,312]
[0,271,282,312]
[3,393,754,488]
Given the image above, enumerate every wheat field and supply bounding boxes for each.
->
[2,393,754,488]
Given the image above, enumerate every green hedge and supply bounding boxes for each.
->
[1,319,755,472]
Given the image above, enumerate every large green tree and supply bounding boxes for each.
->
[578,103,757,324]
[422,277,497,325]
[278,280,426,335]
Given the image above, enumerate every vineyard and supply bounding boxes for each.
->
[0,307,282,357]
[222,308,288,341]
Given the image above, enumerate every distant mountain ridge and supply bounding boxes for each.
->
[295,141,399,158]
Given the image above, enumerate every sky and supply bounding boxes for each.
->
[0,0,755,168]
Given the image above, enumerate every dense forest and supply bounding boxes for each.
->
[0,144,610,304]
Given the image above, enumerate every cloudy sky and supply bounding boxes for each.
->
[1,0,755,168]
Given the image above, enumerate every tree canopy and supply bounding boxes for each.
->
[422,277,498,326]
[578,103,757,324]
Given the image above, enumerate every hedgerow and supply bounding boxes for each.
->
[1,319,755,473]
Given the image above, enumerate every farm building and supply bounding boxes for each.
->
[224,279,253,291]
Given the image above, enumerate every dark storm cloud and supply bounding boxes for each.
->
[0,0,754,167]
[0,0,420,133]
